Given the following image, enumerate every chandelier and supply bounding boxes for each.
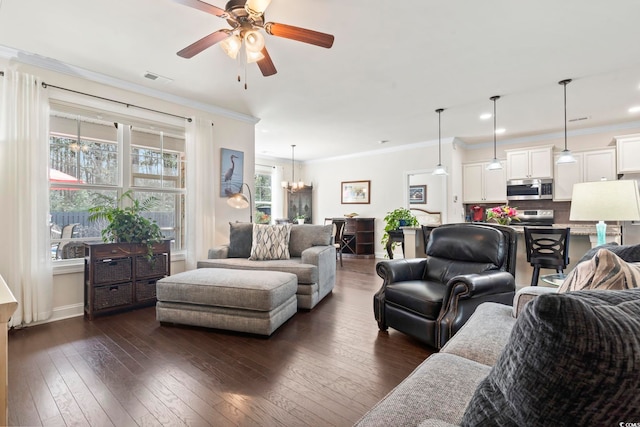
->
[281,144,309,192]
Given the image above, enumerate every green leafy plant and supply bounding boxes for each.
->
[88,190,163,259]
[295,214,306,220]
[381,207,419,255]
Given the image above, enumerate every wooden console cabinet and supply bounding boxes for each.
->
[340,217,375,258]
[84,240,170,319]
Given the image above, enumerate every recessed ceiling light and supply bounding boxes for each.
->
[480,113,492,120]
[378,139,389,144]
[629,106,640,113]
[495,128,506,134]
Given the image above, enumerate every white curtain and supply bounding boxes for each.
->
[185,118,216,270]
[0,69,53,326]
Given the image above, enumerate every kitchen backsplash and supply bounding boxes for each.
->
[464,200,572,223]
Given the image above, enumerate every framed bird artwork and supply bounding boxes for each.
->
[220,148,244,197]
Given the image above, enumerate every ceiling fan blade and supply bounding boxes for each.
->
[257,47,277,76]
[264,22,334,48]
[172,0,228,18]
[177,30,231,58]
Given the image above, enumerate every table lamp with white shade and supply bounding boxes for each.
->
[569,180,640,246]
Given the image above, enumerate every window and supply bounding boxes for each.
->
[254,167,273,224]
[49,107,186,261]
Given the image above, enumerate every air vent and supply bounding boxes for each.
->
[569,116,590,123]
[143,71,173,84]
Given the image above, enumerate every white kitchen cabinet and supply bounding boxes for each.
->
[583,148,616,182]
[554,148,617,201]
[463,161,507,203]
[616,134,640,174]
[506,146,553,180]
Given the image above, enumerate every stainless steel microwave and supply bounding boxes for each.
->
[506,179,553,200]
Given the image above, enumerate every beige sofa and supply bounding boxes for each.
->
[197,223,336,309]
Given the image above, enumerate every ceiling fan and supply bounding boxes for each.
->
[173,0,335,78]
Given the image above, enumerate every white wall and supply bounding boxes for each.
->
[303,140,454,258]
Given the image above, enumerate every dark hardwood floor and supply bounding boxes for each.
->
[8,258,433,427]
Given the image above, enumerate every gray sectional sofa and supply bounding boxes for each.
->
[197,223,336,309]
[355,288,640,426]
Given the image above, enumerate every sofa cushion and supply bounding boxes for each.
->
[558,248,640,293]
[289,224,333,257]
[197,258,318,285]
[354,353,491,427]
[385,280,446,319]
[440,302,515,366]
[227,222,253,258]
[461,289,640,426]
[249,224,292,261]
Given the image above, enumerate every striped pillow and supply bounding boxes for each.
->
[249,224,292,261]
[558,248,640,293]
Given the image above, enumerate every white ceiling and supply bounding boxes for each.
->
[1,0,640,161]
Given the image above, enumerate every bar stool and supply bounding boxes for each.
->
[524,227,570,286]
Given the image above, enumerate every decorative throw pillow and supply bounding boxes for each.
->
[249,224,292,261]
[558,248,640,293]
[461,289,640,426]
[227,222,253,258]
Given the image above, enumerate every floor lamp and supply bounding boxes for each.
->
[227,183,253,223]
[569,180,640,246]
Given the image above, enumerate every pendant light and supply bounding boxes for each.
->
[486,95,503,170]
[281,144,306,192]
[556,79,577,164]
[432,108,448,176]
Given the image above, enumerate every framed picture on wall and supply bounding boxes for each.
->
[341,180,371,204]
[220,148,244,197]
[409,185,427,204]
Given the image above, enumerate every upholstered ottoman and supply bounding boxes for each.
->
[156,268,297,336]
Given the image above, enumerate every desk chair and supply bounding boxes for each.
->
[331,219,347,266]
[524,227,570,286]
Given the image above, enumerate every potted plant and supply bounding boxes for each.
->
[381,207,419,254]
[88,190,164,259]
[295,214,306,225]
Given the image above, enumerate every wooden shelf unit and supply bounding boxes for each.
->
[339,217,375,258]
[84,240,170,319]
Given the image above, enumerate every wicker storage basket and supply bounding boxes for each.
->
[94,283,133,310]
[135,279,157,302]
[135,254,167,278]
[93,257,132,284]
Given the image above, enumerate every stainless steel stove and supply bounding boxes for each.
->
[515,209,554,226]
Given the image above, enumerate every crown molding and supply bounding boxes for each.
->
[0,45,259,125]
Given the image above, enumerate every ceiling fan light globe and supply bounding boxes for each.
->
[244,30,265,53]
[246,0,271,16]
[246,48,265,63]
[220,34,242,59]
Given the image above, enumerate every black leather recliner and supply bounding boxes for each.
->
[374,223,517,349]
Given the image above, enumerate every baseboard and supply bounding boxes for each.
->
[49,303,84,323]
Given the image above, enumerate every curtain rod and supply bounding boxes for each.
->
[41,81,193,122]
[256,163,276,168]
